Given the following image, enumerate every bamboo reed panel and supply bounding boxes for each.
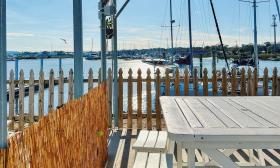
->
[1,84,108,168]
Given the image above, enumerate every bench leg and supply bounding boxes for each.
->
[177,142,182,168]
[188,147,195,168]
[167,139,175,154]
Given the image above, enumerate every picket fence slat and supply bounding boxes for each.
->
[137,69,142,129]
[146,69,152,130]
[29,70,35,125]
[9,70,15,130]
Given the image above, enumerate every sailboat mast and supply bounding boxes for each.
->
[169,0,174,64]
[253,0,259,68]
[272,14,277,56]
[188,0,193,75]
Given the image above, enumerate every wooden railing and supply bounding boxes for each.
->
[6,67,280,131]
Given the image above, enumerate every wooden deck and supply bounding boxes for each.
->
[107,128,280,168]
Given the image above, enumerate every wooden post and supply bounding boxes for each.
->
[272,67,278,96]
[155,68,161,130]
[165,68,170,96]
[68,69,74,101]
[137,69,142,129]
[253,67,258,96]
[98,68,101,86]
[175,68,180,96]
[212,69,218,96]
[231,68,237,96]
[19,70,24,131]
[118,68,123,128]
[240,68,246,96]
[146,69,152,130]
[263,68,269,96]
[8,70,14,130]
[88,68,93,91]
[184,68,189,96]
[127,69,133,129]
[38,71,44,118]
[58,69,64,107]
[29,70,34,124]
[194,68,199,96]
[203,68,208,96]
[107,68,112,128]
[247,68,252,96]
[48,69,54,112]
[222,68,227,96]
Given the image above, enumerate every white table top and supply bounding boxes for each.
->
[160,96,280,143]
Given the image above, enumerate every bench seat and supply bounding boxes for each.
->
[132,130,168,153]
[133,152,173,168]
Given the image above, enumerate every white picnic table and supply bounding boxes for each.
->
[160,96,280,168]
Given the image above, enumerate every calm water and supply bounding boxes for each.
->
[7,58,280,115]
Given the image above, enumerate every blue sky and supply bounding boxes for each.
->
[6,0,279,51]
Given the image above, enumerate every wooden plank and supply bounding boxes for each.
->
[133,152,148,168]
[137,69,142,129]
[272,67,278,96]
[212,69,218,96]
[175,98,202,128]
[38,70,44,118]
[127,69,133,129]
[155,69,161,130]
[165,68,170,96]
[132,130,149,149]
[155,131,168,151]
[19,70,25,131]
[144,131,158,149]
[28,70,34,125]
[48,69,54,112]
[194,68,199,96]
[183,98,225,128]
[98,68,101,86]
[240,68,246,96]
[231,68,237,96]
[247,68,253,96]
[175,67,180,96]
[58,69,64,106]
[160,153,173,168]
[203,149,240,168]
[146,153,160,168]
[184,68,189,96]
[222,68,227,96]
[88,68,93,91]
[263,68,269,96]
[146,69,152,130]
[8,70,15,130]
[118,69,123,128]
[203,68,208,96]
[68,69,74,101]
[253,67,258,96]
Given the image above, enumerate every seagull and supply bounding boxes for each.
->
[60,38,67,44]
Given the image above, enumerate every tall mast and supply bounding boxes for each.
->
[169,0,174,64]
[188,0,193,75]
[253,0,258,68]
[272,14,277,56]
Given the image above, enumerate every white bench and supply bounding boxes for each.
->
[133,152,173,168]
[132,130,169,153]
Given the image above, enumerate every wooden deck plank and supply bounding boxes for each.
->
[155,131,168,151]
[146,153,160,168]
[132,130,149,149]
[133,152,148,168]
[144,131,158,149]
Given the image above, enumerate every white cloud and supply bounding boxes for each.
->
[7,32,35,38]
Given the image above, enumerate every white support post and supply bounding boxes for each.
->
[0,0,7,148]
[73,0,84,98]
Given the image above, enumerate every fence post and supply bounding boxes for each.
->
[222,68,227,96]
[194,68,198,96]
[203,68,208,96]
[39,71,44,118]
[88,68,93,91]
[165,68,170,96]
[98,68,101,86]
[118,68,123,129]
[272,67,278,96]
[8,70,15,130]
[231,68,237,96]
[137,69,142,129]
[68,69,74,101]
[48,69,54,112]
[240,68,246,96]
[253,68,258,96]
[263,68,269,96]
[19,70,24,131]
[184,68,189,96]
[146,69,152,130]
[156,69,161,130]
[175,68,180,96]
[127,69,133,129]
[212,69,218,96]
[247,68,252,96]
[29,70,34,125]
[58,69,64,107]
